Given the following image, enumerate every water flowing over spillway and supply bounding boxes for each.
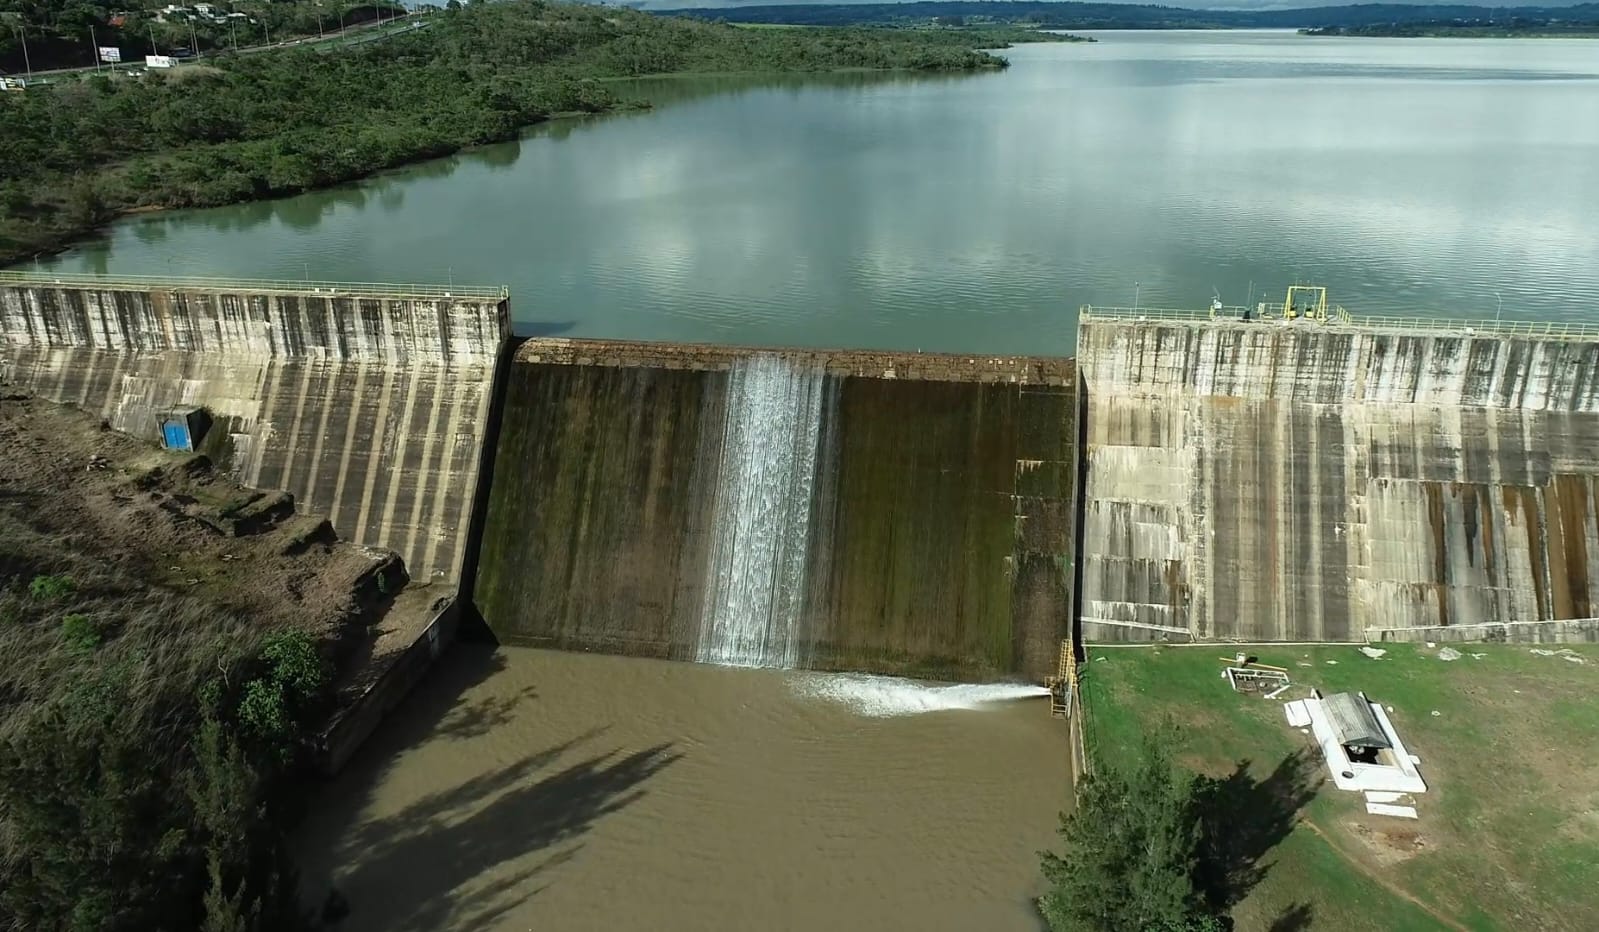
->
[697,355,828,667]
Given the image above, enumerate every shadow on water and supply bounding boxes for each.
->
[1192,748,1323,912]
[460,138,523,171]
[299,642,683,931]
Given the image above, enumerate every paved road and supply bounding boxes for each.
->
[8,15,430,85]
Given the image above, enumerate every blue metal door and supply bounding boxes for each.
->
[162,420,190,451]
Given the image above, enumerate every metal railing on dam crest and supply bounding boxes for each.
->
[0,269,509,301]
[1080,303,1599,344]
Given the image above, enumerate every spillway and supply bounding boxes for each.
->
[471,339,1079,681]
[697,355,830,668]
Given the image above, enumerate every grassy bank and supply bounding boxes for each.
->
[0,2,1051,267]
[1079,642,1599,931]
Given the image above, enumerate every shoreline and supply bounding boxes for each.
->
[4,106,624,269]
[3,4,1040,271]
[3,65,1010,271]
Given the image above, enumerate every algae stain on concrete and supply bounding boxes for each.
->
[471,346,1078,680]
[474,361,723,657]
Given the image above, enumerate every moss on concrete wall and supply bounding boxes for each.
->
[474,361,723,658]
[473,348,1077,681]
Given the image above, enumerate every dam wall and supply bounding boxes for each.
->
[472,339,1078,681]
[1077,312,1599,643]
[0,273,508,583]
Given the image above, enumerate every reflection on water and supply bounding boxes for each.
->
[296,645,1067,932]
[30,31,1599,352]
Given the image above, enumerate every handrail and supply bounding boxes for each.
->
[0,270,508,301]
[1080,304,1599,343]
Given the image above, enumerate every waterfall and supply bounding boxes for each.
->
[697,355,828,668]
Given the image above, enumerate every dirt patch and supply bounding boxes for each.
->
[0,392,444,758]
[1303,820,1471,932]
[0,395,379,634]
[1344,819,1430,867]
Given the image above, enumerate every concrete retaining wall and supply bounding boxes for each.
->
[472,339,1077,681]
[1077,317,1599,643]
[0,278,508,583]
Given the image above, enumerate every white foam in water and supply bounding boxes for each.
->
[697,355,827,669]
[794,673,1051,717]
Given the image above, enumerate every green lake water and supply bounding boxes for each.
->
[34,30,1599,353]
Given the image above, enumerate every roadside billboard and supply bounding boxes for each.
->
[98,46,122,63]
[145,55,175,69]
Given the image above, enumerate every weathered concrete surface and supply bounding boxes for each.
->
[0,278,507,583]
[1368,617,1599,645]
[1078,317,1599,642]
[474,338,1076,681]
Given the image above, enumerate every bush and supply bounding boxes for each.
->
[29,574,75,601]
[238,631,326,754]
[60,613,101,653]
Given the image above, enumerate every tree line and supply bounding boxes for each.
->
[663,1,1599,31]
[1304,14,1599,37]
[0,1,1026,266]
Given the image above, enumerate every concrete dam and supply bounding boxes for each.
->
[7,270,1598,688]
[471,340,1079,681]
[0,273,507,584]
[1076,309,1599,644]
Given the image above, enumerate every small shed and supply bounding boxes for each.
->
[1322,692,1391,750]
[159,408,212,452]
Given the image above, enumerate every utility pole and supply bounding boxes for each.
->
[189,19,198,56]
[230,18,237,50]
[13,23,31,79]
[149,23,158,56]
[89,26,101,72]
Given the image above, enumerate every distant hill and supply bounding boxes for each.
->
[650,1,1599,30]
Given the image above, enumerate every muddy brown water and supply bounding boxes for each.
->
[296,645,1068,932]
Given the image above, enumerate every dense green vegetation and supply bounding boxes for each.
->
[0,543,327,930]
[0,1,1035,265]
[666,1,1599,31]
[1040,733,1226,932]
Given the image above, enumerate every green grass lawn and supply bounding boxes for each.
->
[1078,642,1599,931]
